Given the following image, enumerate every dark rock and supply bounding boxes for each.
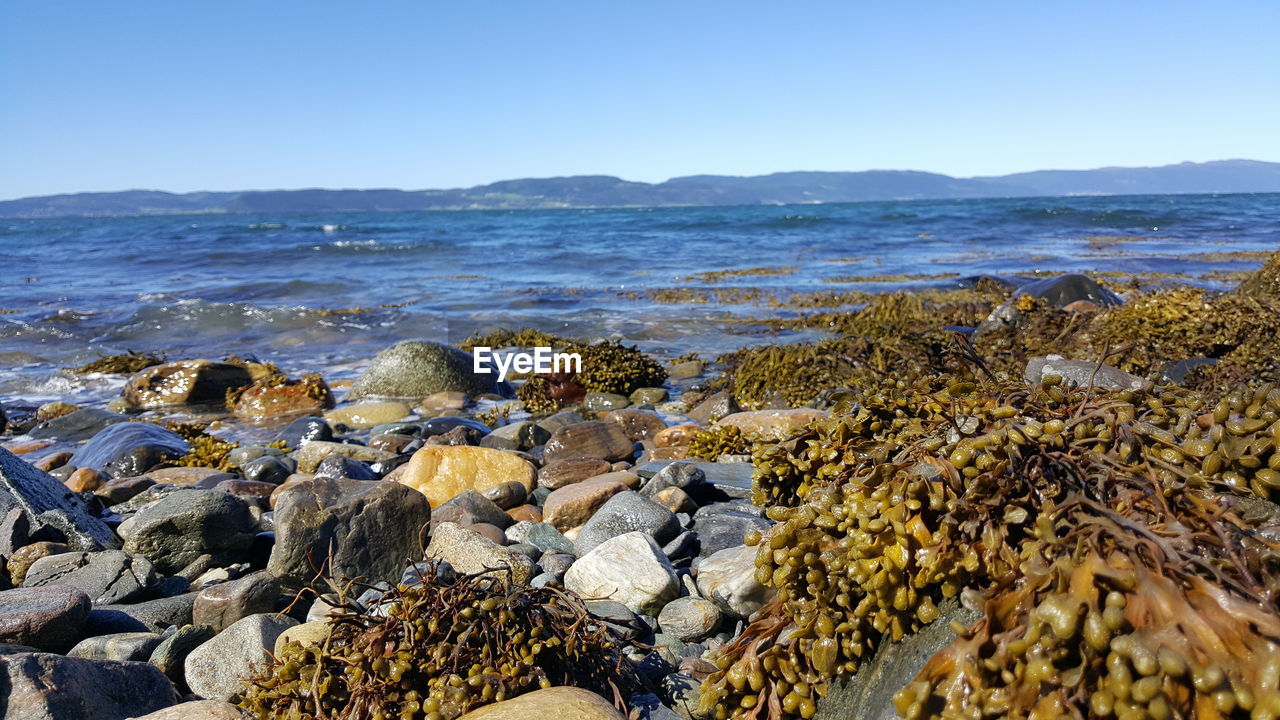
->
[0,448,118,551]
[348,341,500,400]
[312,454,378,482]
[691,513,771,559]
[573,491,682,556]
[86,593,198,634]
[1,506,32,560]
[584,598,640,640]
[480,421,549,451]
[24,550,156,605]
[977,273,1122,335]
[522,523,575,555]
[424,425,484,446]
[641,461,706,498]
[28,408,128,442]
[240,455,292,485]
[69,422,191,476]
[118,489,257,574]
[1163,358,1219,385]
[213,479,277,508]
[192,570,280,632]
[0,651,179,719]
[538,552,574,579]
[422,416,492,437]
[268,477,431,592]
[543,421,635,464]
[481,480,527,510]
[814,601,980,720]
[67,631,164,661]
[122,359,252,409]
[432,490,513,530]
[148,624,215,686]
[275,416,333,451]
[95,475,156,506]
[0,586,91,651]
[538,456,612,490]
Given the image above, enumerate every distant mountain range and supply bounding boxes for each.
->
[3,160,1279,218]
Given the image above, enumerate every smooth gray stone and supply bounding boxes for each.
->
[86,592,197,634]
[28,408,128,442]
[0,448,117,551]
[68,422,191,475]
[573,491,681,557]
[24,550,155,605]
[0,652,179,720]
[67,631,164,661]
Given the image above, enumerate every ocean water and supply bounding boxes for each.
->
[2,193,1278,406]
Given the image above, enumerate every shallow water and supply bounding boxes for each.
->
[2,193,1277,407]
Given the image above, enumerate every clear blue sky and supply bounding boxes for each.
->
[1,1,1277,199]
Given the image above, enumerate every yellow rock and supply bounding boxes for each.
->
[456,687,625,719]
[324,401,413,428]
[398,446,536,508]
[273,620,331,655]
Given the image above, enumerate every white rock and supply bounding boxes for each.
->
[184,613,297,701]
[695,544,773,618]
[564,532,678,615]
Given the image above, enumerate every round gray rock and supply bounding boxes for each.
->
[184,613,298,701]
[118,489,257,575]
[348,341,499,400]
[657,596,721,642]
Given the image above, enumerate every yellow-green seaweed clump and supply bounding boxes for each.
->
[73,351,165,375]
[687,425,753,460]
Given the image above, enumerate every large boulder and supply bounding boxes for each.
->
[0,448,117,551]
[564,532,679,615]
[122,360,253,409]
[68,422,192,476]
[184,613,297,701]
[456,686,625,719]
[118,490,257,574]
[397,445,536,508]
[23,550,155,605]
[0,586,91,651]
[347,341,499,400]
[0,652,179,720]
[268,477,431,592]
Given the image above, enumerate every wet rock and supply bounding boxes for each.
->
[24,550,155,605]
[977,273,1122,335]
[67,631,164,661]
[192,570,280,632]
[640,461,705,499]
[573,491,682,556]
[233,381,333,423]
[584,392,630,412]
[538,456,612,490]
[268,477,431,592]
[716,409,828,440]
[433,489,514,530]
[481,480,528,510]
[184,613,298,701]
[148,623,215,684]
[653,424,699,448]
[0,447,118,551]
[480,421,550,451]
[145,466,234,488]
[424,424,484,446]
[85,593,197,634]
[565,532,678,615]
[813,602,980,720]
[506,504,541,523]
[27,408,128,442]
[422,416,492,437]
[694,544,772,619]
[685,391,737,425]
[630,387,668,404]
[601,408,667,441]
[130,700,251,720]
[33,452,73,473]
[397,445,536,508]
[424,522,535,584]
[1025,355,1151,391]
[657,597,721,642]
[0,586,90,650]
[420,390,467,415]
[0,506,32,560]
[0,651,179,719]
[653,486,698,515]
[122,359,253,409]
[325,401,414,428]
[543,478,629,532]
[273,620,330,655]
[69,422,192,476]
[118,489,256,574]
[64,468,104,493]
[293,440,396,474]
[348,341,499,400]
[275,416,333,451]
[94,475,156,506]
[454,686,625,719]
[543,422,635,464]
[313,454,378,482]
[668,360,704,379]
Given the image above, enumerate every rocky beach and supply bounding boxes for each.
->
[3,243,1280,720]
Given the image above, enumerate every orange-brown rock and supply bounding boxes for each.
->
[538,457,612,490]
[507,504,542,523]
[64,468,104,493]
[542,477,629,531]
[543,421,635,464]
[232,378,333,422]
[122,360,253,409]
[653,424,700,448]
[601,409,667,441]
[715,409,828,441]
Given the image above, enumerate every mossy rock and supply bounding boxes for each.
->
[349,341,500,400]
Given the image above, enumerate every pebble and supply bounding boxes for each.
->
[482,480,528,509]
[324,400,414,428]
[148,623,215,683]
[313,454,378,482]
[273,620,330,655]
[184,613,298,701]
[6,541,69,585]
[275,416,333,450]
[543,478,630,532]
[538,456,612,490]
[601,408,668,441]
[653,486,698,515]
[657,596,722,642]
[629,387,668,404]
[685,391,738,424]
[565,532,679,615]
[543,421,636,464]
[397,445,536,508]
[694,544,773,618]
[521,522,576,555]
[67,630,164,661]
[584,391,630,412]
[146,466,236,487]
[424,522,536,584]
[641,461,706,498]
[27,407,127,442]
[293,440,397,474]
[433,489,515,529]
[480,421,550,451]
[573,491,683,556]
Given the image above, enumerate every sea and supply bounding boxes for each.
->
[2,193,1278,409]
